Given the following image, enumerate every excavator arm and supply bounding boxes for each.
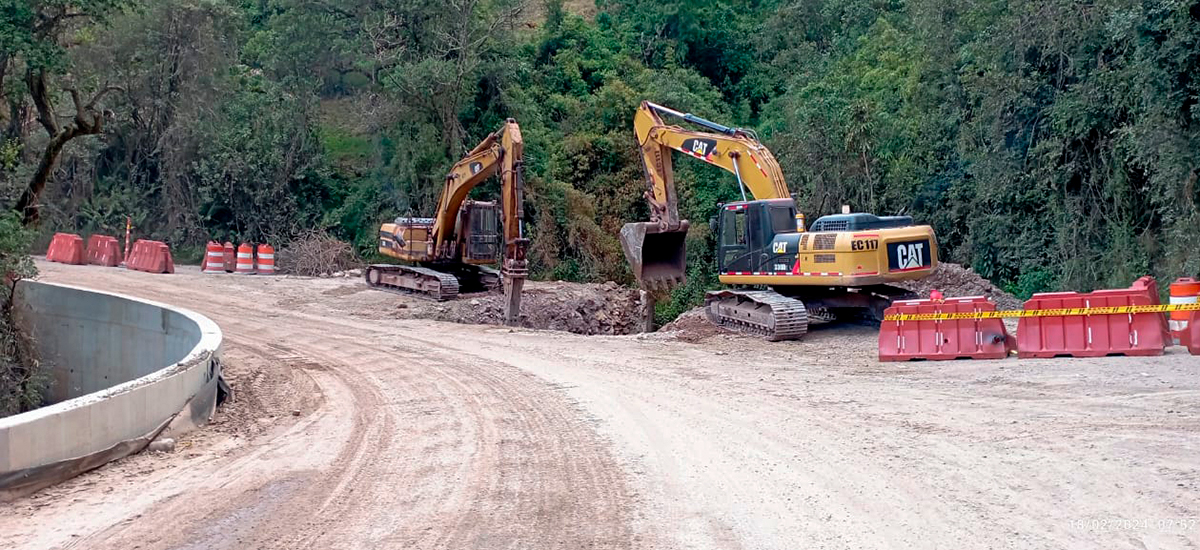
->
[623,101,791,291]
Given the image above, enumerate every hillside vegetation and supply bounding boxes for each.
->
[2,0,1198,319]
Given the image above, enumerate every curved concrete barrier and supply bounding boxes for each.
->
[0,280,223,500]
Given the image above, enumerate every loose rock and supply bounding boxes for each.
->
[147,438,175,453]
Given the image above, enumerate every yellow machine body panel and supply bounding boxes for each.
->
[718,224,939,287]
[379,220,435,263]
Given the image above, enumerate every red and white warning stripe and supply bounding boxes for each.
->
[746,153,770,179]
[679,146,715,163]
[722,271,842,277]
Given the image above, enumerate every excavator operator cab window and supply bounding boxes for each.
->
[768,204,797,235]
[463,203,500,262]
[721,209,747,246]
[719,208,749,271]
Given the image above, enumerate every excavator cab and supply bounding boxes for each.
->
[620,221,690,293]
[714,199,798,273]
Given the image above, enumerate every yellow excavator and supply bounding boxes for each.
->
[367,118,528,323]
[621,101,939,340]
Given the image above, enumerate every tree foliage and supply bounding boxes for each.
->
[2,0,1198,316]
[0,211,43,417]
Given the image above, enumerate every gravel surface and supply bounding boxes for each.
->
[3,260,1198,550]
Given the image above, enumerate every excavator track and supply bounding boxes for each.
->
[476,265,502,291]
[364,264,460,301]
[704,289,809,341]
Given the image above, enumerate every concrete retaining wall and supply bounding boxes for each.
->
[0,280,223,500]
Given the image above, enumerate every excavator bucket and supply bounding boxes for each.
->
[619,221,690,293]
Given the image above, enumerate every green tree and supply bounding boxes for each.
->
[2,0,133,225]
[0,211,42,417]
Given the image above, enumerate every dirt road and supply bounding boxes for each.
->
[3,262,1199,549]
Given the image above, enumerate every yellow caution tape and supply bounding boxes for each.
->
[884,303,1200,322]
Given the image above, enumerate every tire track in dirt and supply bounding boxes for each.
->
[5,265,637,550]
[9,263,1200,550]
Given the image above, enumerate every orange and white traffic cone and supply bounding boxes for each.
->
[235,243,256,274]
[256,244,276,275]
[1169,278,1200,337]
[203,241,225,274]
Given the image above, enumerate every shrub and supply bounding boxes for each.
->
[277,230,362,276]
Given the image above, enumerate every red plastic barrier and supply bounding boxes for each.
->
[1186,311,1200,356]
[1017,276,1170,358]
[85,234,121,267]
[879,296,1015,361]
[46,233,85,265]
[125,239,175,274]
[223,242,235,273]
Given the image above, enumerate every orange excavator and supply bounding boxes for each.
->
[621,101,939,340]
[366,119,528,324]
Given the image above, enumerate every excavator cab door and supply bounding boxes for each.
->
[717,202,783,272]
[462,201,500,262]
[717,207,751,272]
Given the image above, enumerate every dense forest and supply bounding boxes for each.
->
[2,0,1198,319]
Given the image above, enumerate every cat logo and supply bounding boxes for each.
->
[772,241,788,254]
[470,162,483,175]
[680,138,718,161]
[887,240,930,272]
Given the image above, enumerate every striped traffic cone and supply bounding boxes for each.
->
[256,244,276,275]
[235,243,256,274]
[223,242,235,272]
[203,242,225,274]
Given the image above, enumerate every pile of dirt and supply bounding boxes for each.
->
[427,281,643,335]
[894,262,1023,310]
[658,307,732,342]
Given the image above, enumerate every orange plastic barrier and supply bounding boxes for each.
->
[235,243,255,274]
[46,233,85,265]
[1169,278,1199,339]
[202,241,225,274]
[256,244,275,275]
[879,296,1015,361]
[85,234,121,267]
[223,242,235,272]
[1017,276,1170,358]
[125,239,175,274]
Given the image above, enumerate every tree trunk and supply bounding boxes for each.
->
[13,69,118,227]
[14,130,75,226]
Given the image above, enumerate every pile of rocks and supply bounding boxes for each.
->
[429,281,643,335]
